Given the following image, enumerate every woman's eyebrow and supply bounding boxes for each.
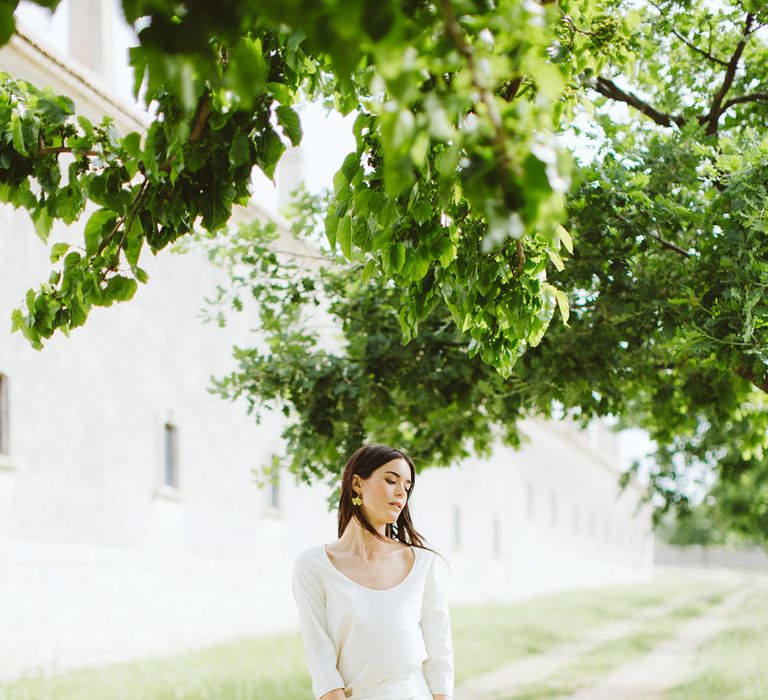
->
[385,470,412,484]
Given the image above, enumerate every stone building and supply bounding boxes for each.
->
[0,1,653,682]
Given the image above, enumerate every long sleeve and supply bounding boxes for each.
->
[291,553,346,699]
[420,553,454,695]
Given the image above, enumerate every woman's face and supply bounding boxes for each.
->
[355,458,412,525]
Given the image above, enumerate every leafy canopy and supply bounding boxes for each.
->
[2,1,768,537]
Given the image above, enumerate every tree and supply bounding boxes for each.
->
[1,1,767,537]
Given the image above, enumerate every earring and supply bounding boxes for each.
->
[352,495,362,506]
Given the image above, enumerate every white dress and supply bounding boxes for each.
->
[291,543,454,700]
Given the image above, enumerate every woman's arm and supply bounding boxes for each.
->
[292,554,347,699]
[319,689,346,700]
[421,554,455,698]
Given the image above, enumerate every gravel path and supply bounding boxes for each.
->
[561,583,756,700]
[454,572,753,700]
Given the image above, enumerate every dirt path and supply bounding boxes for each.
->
[561,583,756,700]
[454,574,749,700]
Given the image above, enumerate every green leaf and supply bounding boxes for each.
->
[123,132,141,159]
[32,206,53,243]
[228,132,251,167]
[11,113,26,155]
[389,242,406,272]
[0,3,15,45]
[338,216,352,259]
[555,289,570,326]
[547,249,565,272]
[84,209,117,256]
[227,37,267,104]
[361,258,377,282]
[556,224,573,254]
[256,126,286,181]
[50,242,70,263]
[10,308,24,333]
[276,105,302,147]
[134,267,149,284]
[105,275,138,302]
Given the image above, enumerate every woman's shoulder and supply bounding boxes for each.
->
[416,545,449,572]
[293,543,327,572]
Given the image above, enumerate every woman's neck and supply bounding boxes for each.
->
[336,518,396,560]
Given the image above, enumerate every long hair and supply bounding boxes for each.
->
[338,443,438,556]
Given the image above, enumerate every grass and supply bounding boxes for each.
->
[451,572,725,684]
[664,582,768,700]
[0,573,728,700]
[1,635,312,700]
[492,589,731,700]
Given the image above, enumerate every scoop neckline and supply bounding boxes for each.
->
[321,543,419,592]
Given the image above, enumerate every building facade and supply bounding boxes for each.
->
[0,1,653,682]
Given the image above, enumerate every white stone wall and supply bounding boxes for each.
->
[0,4,653,683]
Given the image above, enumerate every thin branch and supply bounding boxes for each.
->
[614,212,691,258]
[719,92,768,113]
[705,12,754,135]
[514,239,525,276]
[646,0,729,67]
[273,248,332,262]
[670,28,729,67]
[591,76,685,128]
[189,91,212,144]
[96,177,149,268]
[38,145,101,157]
[647,230,691,258]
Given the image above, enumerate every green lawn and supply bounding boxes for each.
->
[493,589,730,700]
[0,573,732,700]
[664,583,768,700]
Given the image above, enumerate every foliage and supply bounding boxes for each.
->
[3,0,584,372]
[2,1,768,537]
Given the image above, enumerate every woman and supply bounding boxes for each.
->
[291,444,454,700]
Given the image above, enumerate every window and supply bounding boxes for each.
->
[453,505,461,551]
[0,373,8,455]
[492,517,501,558]
[549,491,558,527]
[269,469,280,509]
[526,482,535,520]
[163,422,179,488]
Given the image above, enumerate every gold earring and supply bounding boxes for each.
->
[352,495,362,506]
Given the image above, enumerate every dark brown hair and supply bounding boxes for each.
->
[338,443,439,557]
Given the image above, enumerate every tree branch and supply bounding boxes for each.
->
[719,92,768,114]
[189,91,212,144]
[646,0,729,67]
[590,76,685,128]
[648,229,691,258]
[670,27,729,67]
[515,239,525,276]
[705,12,754,135]
[38,145,101,157]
